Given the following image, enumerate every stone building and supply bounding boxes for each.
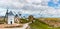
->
[14,14,20,24]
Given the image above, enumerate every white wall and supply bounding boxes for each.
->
[8,16,14,24]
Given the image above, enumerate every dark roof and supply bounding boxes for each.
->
[15,14,18,17]
[19,14,21,16]
[8,11,14,16]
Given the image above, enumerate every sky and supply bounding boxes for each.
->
[0,0,60,18]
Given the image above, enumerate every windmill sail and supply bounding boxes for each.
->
[4,9,8,22]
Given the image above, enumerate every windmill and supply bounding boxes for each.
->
[18,12,22,18]
[4,8,15,24]
[13,11,22,18]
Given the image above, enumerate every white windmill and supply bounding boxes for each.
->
[5,9,15,24]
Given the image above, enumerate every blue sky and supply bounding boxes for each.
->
[0,0,60,18]
[48,0,60,8]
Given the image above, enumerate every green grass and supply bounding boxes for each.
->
[20,19,29,24]
[29,19,60,29]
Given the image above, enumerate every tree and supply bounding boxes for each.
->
[28,15,35,22]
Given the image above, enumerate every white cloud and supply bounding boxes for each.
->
[0,0,24,9]
[0,0,60,17]
[0,8,6,16]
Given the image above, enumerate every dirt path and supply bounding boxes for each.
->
[0,22,32,29]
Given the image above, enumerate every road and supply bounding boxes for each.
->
[0,22,32,29]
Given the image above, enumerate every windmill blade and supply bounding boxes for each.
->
[13,11,16,15]
[18,12,22,16]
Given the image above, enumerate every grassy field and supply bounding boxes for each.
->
[20,19,29,24]
[1,17,60,29]
[29,19,60,29]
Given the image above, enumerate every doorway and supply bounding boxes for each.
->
[10,21,12,24]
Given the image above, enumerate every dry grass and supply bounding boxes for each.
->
[38,18,60,27]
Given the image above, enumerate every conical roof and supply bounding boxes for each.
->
[8,11,14,16]
[15,14,18,17]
